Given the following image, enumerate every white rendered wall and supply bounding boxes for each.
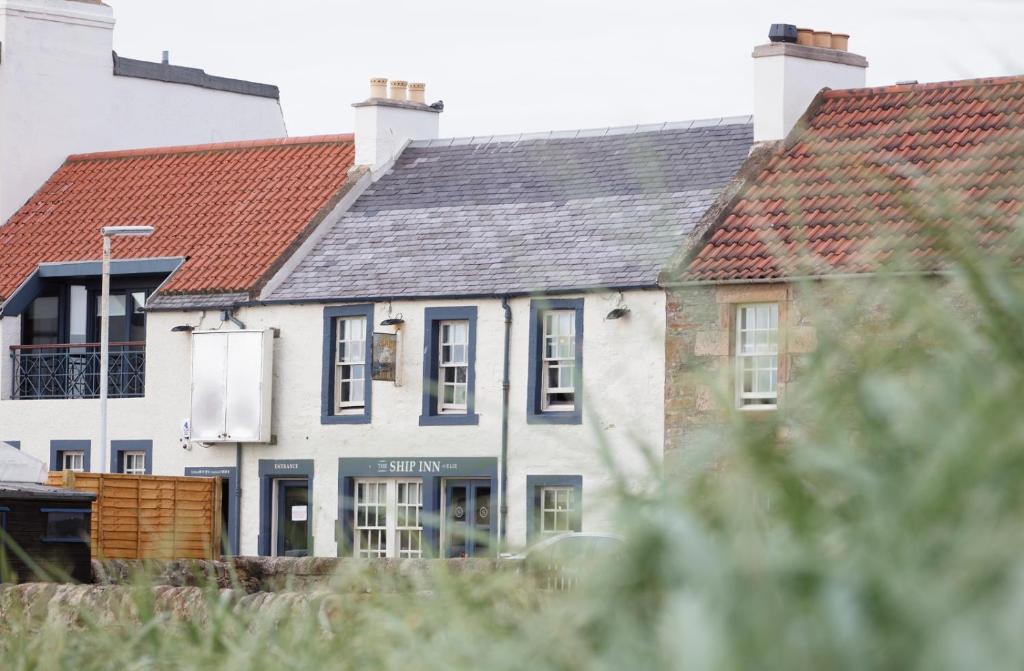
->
[0,0,286,224]
[753,50,866,142]
[0,290,666,555]
[353,103,439,169]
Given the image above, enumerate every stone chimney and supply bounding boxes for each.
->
[753,23,868,142]
[353,78,441,171]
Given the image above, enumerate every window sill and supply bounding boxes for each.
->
[419,413,480,426]
[527,411,582,426]
[322,413,371,425]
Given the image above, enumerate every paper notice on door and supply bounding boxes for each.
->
[291,505,308,522]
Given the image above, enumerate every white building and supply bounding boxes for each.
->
[0,0,285,224]
[0,23,867,557]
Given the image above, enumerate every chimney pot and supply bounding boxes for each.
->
[812,31,833,48]
[389,80,408,101]
[830,33,850,51]
[796,28,814,46]
[768,24,798,44]
[161,50,169,65]
[408,82,426,104]
[369,77,388,99]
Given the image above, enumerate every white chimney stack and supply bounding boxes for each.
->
[753,23,868,143]
[353,77,441,171]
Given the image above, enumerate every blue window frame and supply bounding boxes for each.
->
[420,307,479,426]
[322,304,374,424]
[41,508,91,543]
[50,439,91,472]
[526,475,583,542]
[527,298,584,425]
[110,440,153,475]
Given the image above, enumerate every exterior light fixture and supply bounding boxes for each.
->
[606,307,630,320]
[380,317,405,326]
[171,325,195,333]
[99,225,155,474]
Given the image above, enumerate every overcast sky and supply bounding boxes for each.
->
[110,0,1024,139]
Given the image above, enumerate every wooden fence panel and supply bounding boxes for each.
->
[47,472,221,560]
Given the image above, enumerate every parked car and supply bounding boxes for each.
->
[505,532,625,590]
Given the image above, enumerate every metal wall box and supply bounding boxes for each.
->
[190,329,274,443]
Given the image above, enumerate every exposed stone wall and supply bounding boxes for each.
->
[664,279,895,458]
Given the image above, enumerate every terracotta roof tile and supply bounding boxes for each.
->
[682,75,1024,281]
[0,135,356,300]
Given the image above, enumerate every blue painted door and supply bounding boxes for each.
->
[445,480,492,557]
[276,480,309,557]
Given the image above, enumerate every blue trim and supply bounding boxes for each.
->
[321,304,374,424]
[185,466,239,556]
[40,508,92,514]
[526,298,584,425]
[110,440,153,475]
[0,507,9,512]
[337,457,497,558]
[2,259,183,317]
[2,441,20,450]
[526,475,583,542]
[50,440,91,472]
[37,258,183,279]
[1,271,41,317]
[257,459,314,556]
[276,480,311,557]
[419,306,480,426]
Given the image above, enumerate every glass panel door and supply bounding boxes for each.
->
[276,480,309,557]
[445,480,492,558]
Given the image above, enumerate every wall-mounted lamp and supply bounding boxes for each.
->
[380,317,405,327]
[171,324,195,333]
[606,307,630,320]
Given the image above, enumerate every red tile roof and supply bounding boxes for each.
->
[681,75,1024,282]
[0,135,357,300]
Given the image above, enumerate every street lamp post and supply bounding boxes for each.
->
[99,226,154,473]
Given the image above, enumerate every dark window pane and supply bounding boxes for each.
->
[45,512,89,542]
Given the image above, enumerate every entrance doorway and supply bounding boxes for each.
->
[444,479,492,557]
[276,480,309,557]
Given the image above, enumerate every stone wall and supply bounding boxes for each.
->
[664,278,911,458]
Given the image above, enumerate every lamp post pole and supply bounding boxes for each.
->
[98,226,154,474]
[99,233,112,473]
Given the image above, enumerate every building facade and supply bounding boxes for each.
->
[0,0,285,224]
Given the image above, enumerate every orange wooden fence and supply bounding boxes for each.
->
[47,471,222,560]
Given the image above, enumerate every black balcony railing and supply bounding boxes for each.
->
[10,342,146,400]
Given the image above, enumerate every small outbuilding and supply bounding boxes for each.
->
[0,443,94,583]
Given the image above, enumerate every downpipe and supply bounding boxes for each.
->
[499,296,512,547]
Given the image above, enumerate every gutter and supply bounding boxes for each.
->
[499,296,512,547]
[661,268,957,289]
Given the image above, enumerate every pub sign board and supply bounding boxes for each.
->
[372,332,397,381]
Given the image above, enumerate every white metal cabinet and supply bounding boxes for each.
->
[190,329,273,443]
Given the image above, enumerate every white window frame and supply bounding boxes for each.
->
[540,486,575,534]
[62,451,84,472]
[122,451,146,475]
[735,303,779,410]
[354,479,424,559]
[335,316,367,412]
[438,320,469,414]
[541,310,576,411]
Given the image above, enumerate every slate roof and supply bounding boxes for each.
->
[0,136,357,304]
[267,118,753,302]
[678,75,1024,282]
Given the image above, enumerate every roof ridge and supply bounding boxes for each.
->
[410,115,754,148]
[67,134,355,162]
[824,73,1024,99]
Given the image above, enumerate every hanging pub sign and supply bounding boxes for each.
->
[372,332,398,381]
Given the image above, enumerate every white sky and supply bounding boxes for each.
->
[110,0,1024,139]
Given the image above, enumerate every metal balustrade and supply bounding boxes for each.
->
[10,342,146,400]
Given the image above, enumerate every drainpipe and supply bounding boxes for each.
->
[235,442,243,556]
[499,296,512,546]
